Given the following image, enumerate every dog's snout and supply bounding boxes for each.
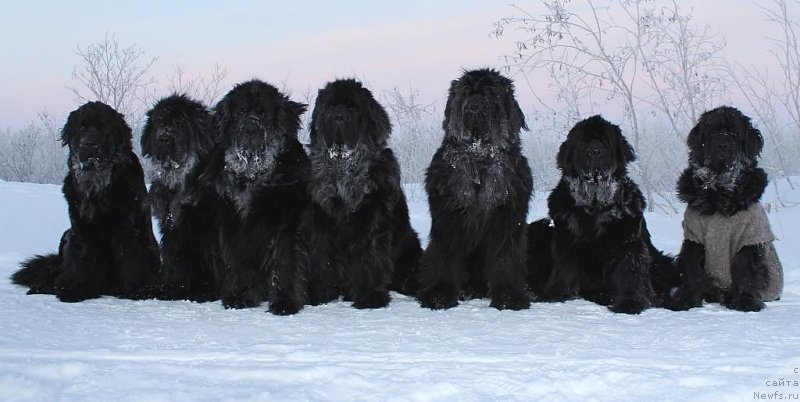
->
[464,98,486,114]
[330,105,348,122]
[80,137,99,149]
[158,133,175,146]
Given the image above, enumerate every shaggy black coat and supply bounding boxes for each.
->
[669,106,775,312]
[305,79,422,309]
[417,69,533,310]
[535,115,676,314]
[11,101,160,302]
[141,94,221,301]
[202,80,310,315]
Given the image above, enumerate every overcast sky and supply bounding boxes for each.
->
[0,0,790,129]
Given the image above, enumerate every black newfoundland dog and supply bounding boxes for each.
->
[669,106,783,312]
[305,79,422,309]
[141,94,221,301]
[12,101,160,302]
[202,79,310,315]
[417,69,533,310]
[536,115,676,314]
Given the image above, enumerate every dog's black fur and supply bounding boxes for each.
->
[536,115,676,314]
[417,69,533,310]
[11,101,160,302]
[305,79,422,309]
[141,94,221,301]
[202,80,310,315]
[670,106,773,312]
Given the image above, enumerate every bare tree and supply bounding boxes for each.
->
[639,0,726,138]
[69,33,157,134]
[166,63,230,106]
[494,0,728,209]
[494,0,656,148]
[726,0,800,194]
[0,112,66,184]
[759,0,800,137]
[383,86,442,198]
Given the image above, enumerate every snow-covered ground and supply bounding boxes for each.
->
[1,179,798,402]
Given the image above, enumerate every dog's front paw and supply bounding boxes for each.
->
[490,291,531,310]
[222,294,261,309]
[268,298,302,315]
[664,287,703,311]
[418,283,458,310]
[609,298,649,315]
[727,293,765,312]
[353,291,390,309]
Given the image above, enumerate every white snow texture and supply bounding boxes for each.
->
[0,180,798,402]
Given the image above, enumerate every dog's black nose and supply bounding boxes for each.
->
[158,134,175,146]
[81,138,99,149]
[330,105,348,122]
[464,99,485,115]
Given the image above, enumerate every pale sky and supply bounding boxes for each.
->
[0,1,791,129]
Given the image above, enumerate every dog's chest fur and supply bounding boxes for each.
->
[310,146,376,217]
[150,156,199,229]
[219,147,282,218]
[69,155,115,221]
[442,140,512,209]
[560,176,634,238]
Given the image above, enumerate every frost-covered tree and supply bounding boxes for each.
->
[69,33,157,136]
[166,63,230,107]
[384,86,441,193]
[0,112,66,184]
[727,0,800,194]
[493,0,727,208]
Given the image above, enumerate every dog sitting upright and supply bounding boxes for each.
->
[669,106,783,312]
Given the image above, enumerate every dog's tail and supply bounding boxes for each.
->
[645,225,682,307]
[527,218,554,298]
[11,254,61,294]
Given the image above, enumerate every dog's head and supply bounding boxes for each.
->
[62,101,132,174]
[687,106,763,173]
[443,68,527,143]
[557,115,635,180]
[310,78,391,154]
[213,80,307,179]
[142,94,213,170]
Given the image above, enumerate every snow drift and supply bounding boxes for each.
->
[0,180,798,401]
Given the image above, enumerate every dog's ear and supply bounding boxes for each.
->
[556,135,575,175]
[613,124,636,163]
[282,100,307,140]
[194,108,216,157]
[505,84,528,134]
[367,96,392,147]
[686,120,705,164]
[106,106,133,152]
[61,108,82,147]
[442,79,459,131]
[740,113,764,161]
[309,89,328,149]
[140,108,156,157]
[212,94,233,146]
